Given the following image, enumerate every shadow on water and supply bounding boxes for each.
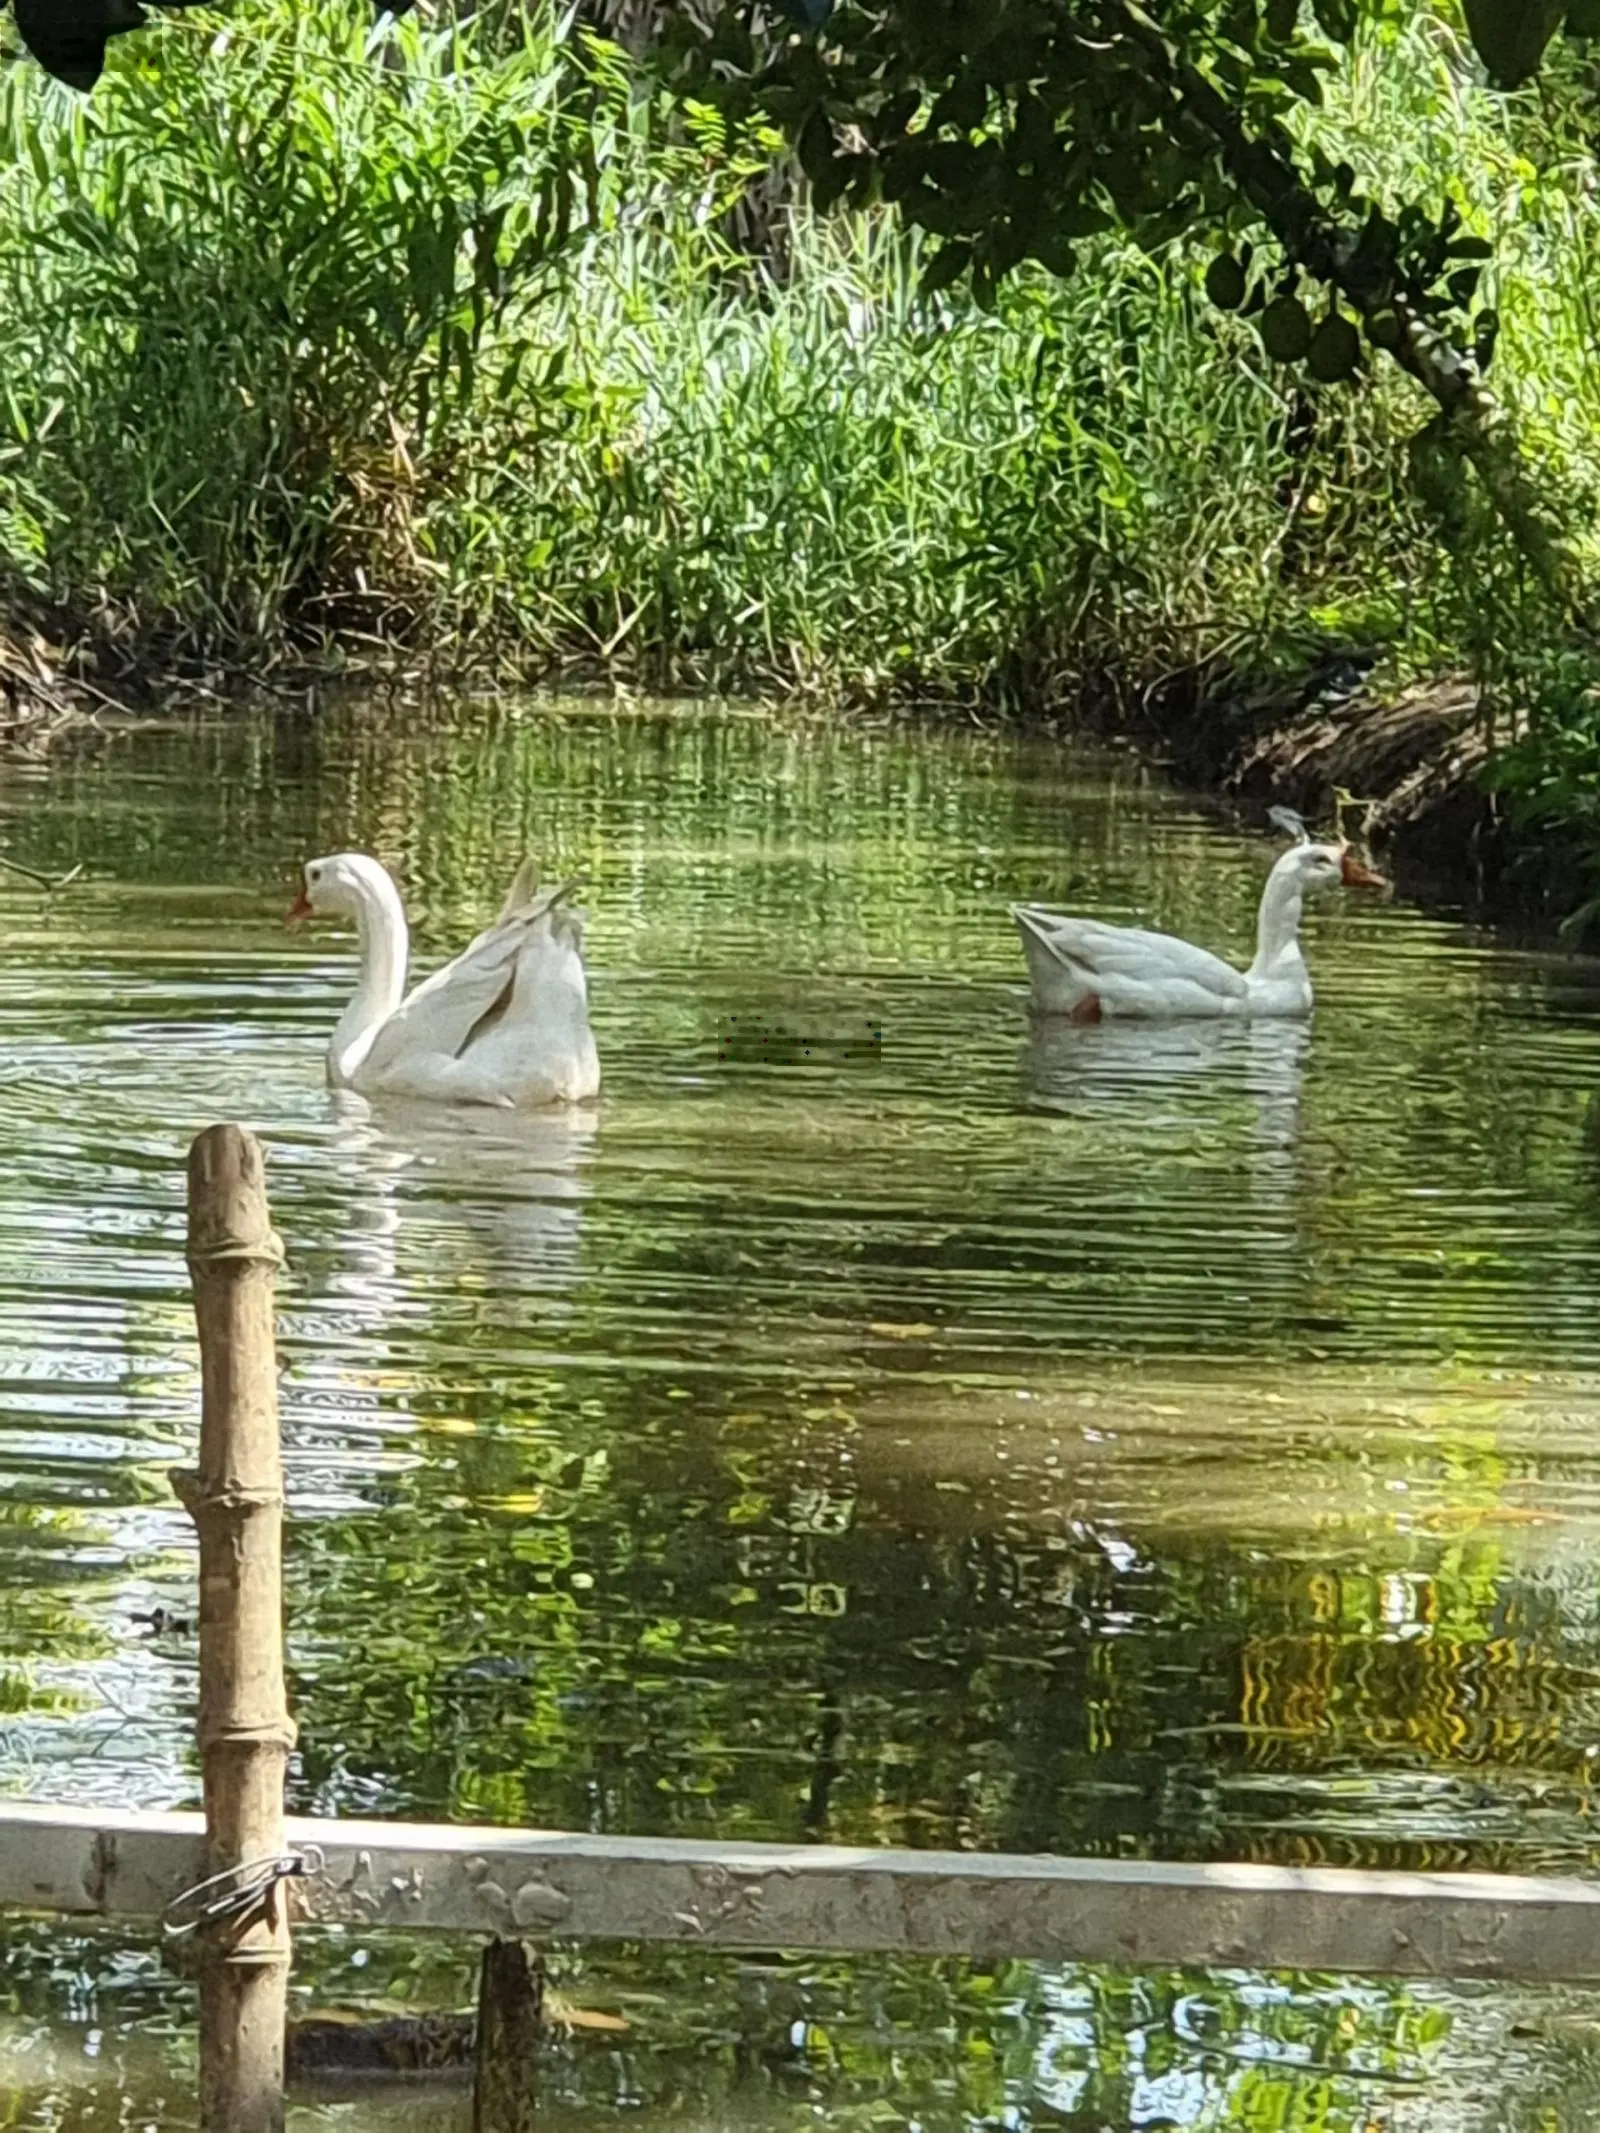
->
[5,699,1600,2126]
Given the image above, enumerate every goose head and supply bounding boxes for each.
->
[1270,840,1386,895]
[287,851,397,926]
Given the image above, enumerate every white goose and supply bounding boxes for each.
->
[289,852,600,1107]
[1011,838,1385,1021]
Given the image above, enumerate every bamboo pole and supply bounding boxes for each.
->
[172,1124,295,2133]
[473,1939,543,2133]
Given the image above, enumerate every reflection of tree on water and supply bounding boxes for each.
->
[285,1354,1600,1887]
[9,706,1600,2125]
[9,1909,1554,2133]
[0,1285,210,1806]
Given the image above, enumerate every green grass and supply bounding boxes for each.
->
[0,0,1418,703]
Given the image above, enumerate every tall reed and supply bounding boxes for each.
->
[0,0,1423,699]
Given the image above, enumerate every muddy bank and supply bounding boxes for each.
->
[0,623,100,754]
[1128,667,1588,928]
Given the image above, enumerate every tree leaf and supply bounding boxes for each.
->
[770,0,837,27]
[1259,293,1313,360]
[1205,252,1247,309]
[929,76,987,134]
[1447,265,1482,306]
[921,240,972,294]
[1030,233,1079,276]
[1266,0,1299,42]
[798,106,836,187]
[1462,0,1564,85]
[1306,311,1360,382]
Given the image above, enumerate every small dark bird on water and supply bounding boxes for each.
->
[7,0,209,90]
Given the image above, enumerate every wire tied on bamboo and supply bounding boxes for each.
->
[172,1124,296,2133]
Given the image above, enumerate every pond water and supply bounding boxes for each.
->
[5,698,1600,2128]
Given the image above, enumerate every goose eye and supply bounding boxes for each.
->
[309,866,322,883]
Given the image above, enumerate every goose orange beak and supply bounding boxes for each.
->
[286,888,313,927]
[1340,851,1386,889]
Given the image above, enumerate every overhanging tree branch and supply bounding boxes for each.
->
[1108,0,1591,625]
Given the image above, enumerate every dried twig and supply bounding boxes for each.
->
[0,853,83,891]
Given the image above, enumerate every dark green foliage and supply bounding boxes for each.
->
[659,1,1501,371]
[1464,0,1565,87]
[1260,293,1313,362]
[0,0,1427,699]
[1306,309,1361,381]
[1204,251,1247,310]
[656,0,1600,686]
[9,0,198,92]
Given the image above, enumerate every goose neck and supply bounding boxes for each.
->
[1248,857,1307,979]
[330,866,409,1083]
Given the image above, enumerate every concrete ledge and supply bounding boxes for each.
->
[2,1802,1599,1980]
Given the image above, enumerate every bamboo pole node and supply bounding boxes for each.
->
[186,1231,286,1271]
[196,1721,300,1753]
[171,1476,286,1515]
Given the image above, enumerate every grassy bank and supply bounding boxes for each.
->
[0,0,1414,695]
[3,1,1600,891]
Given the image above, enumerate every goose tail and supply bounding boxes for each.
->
[1010,903,1070,966]
[497,857,540,922]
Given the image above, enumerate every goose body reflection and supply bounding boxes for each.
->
[323,1091,597,1298]
[1026,1012,1307,1138]
[287,1098,596,1499]
[1012,841,1384,1021]
[290,852,600,1108]
[1026,1014,1284,1104]
[1023,1014,1311,1266]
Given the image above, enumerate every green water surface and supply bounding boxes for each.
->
[5,699,1600,2129]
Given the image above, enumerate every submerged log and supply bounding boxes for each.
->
[288,2010,475,2080]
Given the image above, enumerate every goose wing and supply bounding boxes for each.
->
[362,867,581,1079]
[1013,909,1247,1000]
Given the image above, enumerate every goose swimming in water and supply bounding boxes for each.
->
[1011,839,1385,1022]
[290,852,601,1107]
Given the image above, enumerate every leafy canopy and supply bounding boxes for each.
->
[658,0,1600,614]
[660,1,1591,364]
